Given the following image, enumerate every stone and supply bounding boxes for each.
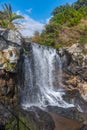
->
[78,83,87,102]
[67,43,82,54]
[57,48,72,68]
[0,28,23,46]
[47,106,87,124]
[0,28,23,105]
[0,125,5,130]
[0,46,20,72]
[54,42,87,116]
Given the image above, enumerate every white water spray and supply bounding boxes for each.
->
[22,43,74,108]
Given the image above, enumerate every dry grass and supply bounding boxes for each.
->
[55,19,87,47]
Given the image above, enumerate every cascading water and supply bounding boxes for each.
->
[22,43,74,108]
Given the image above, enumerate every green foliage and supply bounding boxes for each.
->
[43,36,55,46]
[0,19,8,27]
[6,116,16,130]
[79,36,87,44]
[0,3,24,29]
[45,22,61,34]
[79,25,87,45]
[54,43,63,48]
[84,25,87,32]
[30,0,87,49]
[51,5,86,27]
[72,0,87,10]
[52,3,70,16]
[6,114,40,130]
[67,11,82,26]
[23,48,27,54]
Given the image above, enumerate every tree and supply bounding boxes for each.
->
[72,0,87,10]
[51,4,70,16]
[0,3,24,29]
[30,0,87,48]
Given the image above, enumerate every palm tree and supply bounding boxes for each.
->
[0,3,24,29]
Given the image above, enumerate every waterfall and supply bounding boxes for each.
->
[22,43,74,108]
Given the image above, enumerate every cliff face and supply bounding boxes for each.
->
[1,28,87,107]
[60,43,87,113]
[0,28,23,105]
[0,28,26,129]
[0,28,87,129]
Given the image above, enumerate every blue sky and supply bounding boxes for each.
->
[0,0,77,36]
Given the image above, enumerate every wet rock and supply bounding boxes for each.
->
[57,48,72,68]
[18,107,55,130]
[0,103,11,125]
[50,112,82,130]
[0,124,5,130]
[63,90,87,114]
[80,125,87,130]
[47,106,87,124]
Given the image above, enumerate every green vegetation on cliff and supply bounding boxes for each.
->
[30,0,87,48]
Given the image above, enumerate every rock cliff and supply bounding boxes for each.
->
[0,28,23,104]
[0,28,24,128]
[60,43,87,113]
[0,28,87,130]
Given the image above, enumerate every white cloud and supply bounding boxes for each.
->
[46,17,50,24]
[16,10,22,15]
[46,16,52,24]
[26,8,32,13]
[15,11,45,37]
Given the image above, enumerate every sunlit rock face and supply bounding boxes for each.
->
[0,46,20,72]
[62,43,87,112]
[79,83,87,102]
[67,43,87,67]
[0,28,23,46]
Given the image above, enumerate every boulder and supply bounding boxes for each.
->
[0,28,23,46]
